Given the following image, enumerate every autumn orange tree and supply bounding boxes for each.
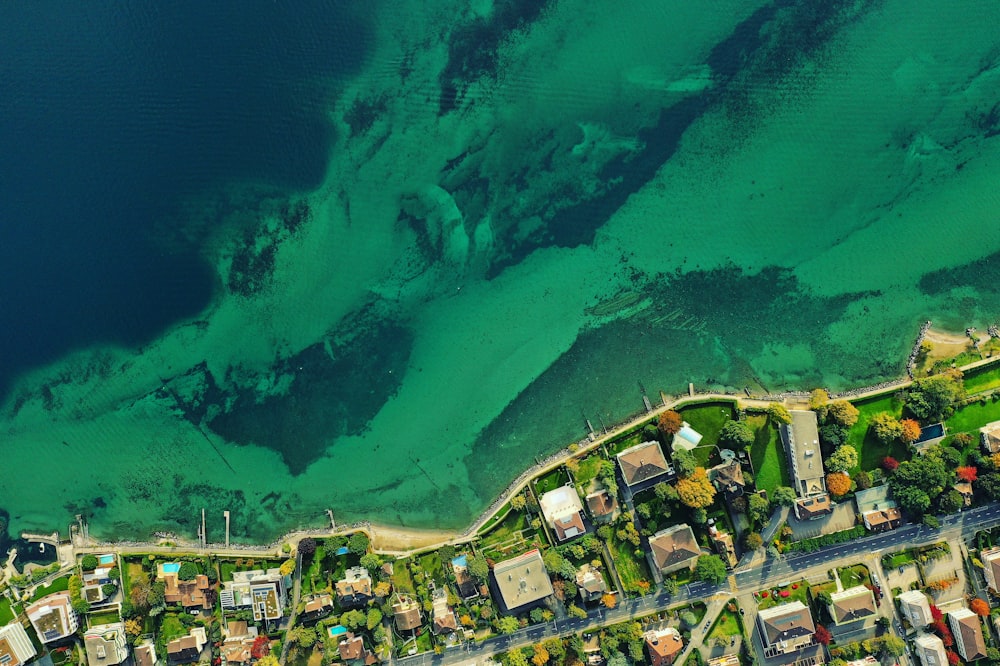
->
[900,419,922,444]
[970,598,990,616]
[826,472,851,497]
[957,466,978,483]
[676,467,717,508]
[601,593,617,609]
[658,410,683,435]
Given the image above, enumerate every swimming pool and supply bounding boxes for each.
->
[162,562,180,574]
[327,626,347,638]
[99,554,115,565]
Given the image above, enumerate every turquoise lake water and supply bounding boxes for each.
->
[2,0,1000,543]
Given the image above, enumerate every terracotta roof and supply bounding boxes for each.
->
[336,567,373,607]
[830,586,877,624]
[339,634,367,662]
[163,573,215,610]
[648,525,701,571]
[221,638,256,665]
[864,507,902,530]
[553,512,587,541]
[795,495,832,520]
[393,597,423,632]
[617,441,670,486]
[303,594,334,615]
[645,628,684,666]
[950,609,987,662]
[134,645,156,666]
[433,608,458,634]
[709,462,745,497]
[226,621,249,639]
[585,490,618,518]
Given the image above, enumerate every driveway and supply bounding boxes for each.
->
[788,503,857,540]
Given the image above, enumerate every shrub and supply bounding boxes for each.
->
[81,555,99,571]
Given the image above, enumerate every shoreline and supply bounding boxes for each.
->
[17,323,1000,557]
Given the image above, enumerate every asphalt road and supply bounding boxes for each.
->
[394,502,1000,666]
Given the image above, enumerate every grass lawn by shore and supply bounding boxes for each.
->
[963,361,1000,394]
[573,453,605,491]
[679,402,737,449]
[845,394,908,471]
[748,415,789,494]
[29,575,70,602]
[947,398,1000,435]
[534,467,569,495]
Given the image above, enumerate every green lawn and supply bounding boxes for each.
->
[534,468,569,495]
[707,607,742,640]
[573,454,605,490]
[678,402,738,449]
[608,537,652,596]
[391,560,416,595]
[418,552,445,585]
[88,610,121,627]
[838,565,870,589]
[479,509,540,560]
[0,597,15,624]
[947,398,1000,435]
[882,550,914,568]
[758,581,808,610]
[29,575,70,602]
[964,361,1000,395]
[158,614,188,643]
[845,394,909,471]
[748,415,789,494]
[477,503,512,535]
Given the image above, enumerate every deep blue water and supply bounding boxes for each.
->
[0,2,369,399]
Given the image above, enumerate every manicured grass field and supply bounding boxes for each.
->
[838,564,870,588]
[29,575,70,602]
[964,361,1000,395]
[678,402,738,449]
[418,552,445,585]
[391,559,416,595]
[757,581,808,610]
[0,597,15,624]
[748,415,789,494]
[88,610,121,627]
[947,398,1000,435]
[158,614,188,643]
[845,394,909,471]
[573,454,605,490]
[534,467,569,495]
[707,605,742,640]
[608,537,651,596]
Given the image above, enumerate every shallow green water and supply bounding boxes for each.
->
[3,0,1000,543]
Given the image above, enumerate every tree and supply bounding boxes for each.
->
[719,421,754,450]
[923,514,940,529]
[679,611,698,628]
[694,555,727,584]
[348,532,370,556]
[366,608,383,631]
[771,486,797,507]
[505,649,530,666]
[662,579,679,595]
[567,604,588,619]
[895,485,931,515]
[809,389,829,410]
[177,561,199,581]
[532,645,550,666]
[673,448,698,478]
[654,482,678,502]
[768,403,792,425]
[658,410,683,435]
[81,554,99,571]
[900,419,922,443]
[601,593,617,609]
[360,553,383,573]
[970,598,990,616]
[251,636,271,659]
[905,371,965,421]
[882,456,899,472]
[341,610,367,630]
[853,470,872,491]
[498,616,520,634]
[814,625,831,646]
[957,466,978,483]
[510,494,527,511]
[871,412,904,443]
[938,490,964,514]
[882,635,906,657]
[979,473,1000,501]
[826,400,860,427]
[744,532,763,550]
[946,651,960,666]
[543,548,566,575]
[279,559,296,577]
[298,537,317,559]
[676,468,716,508]
[826,445,859,473]
[819,424,849,452]
[826,472,851,497]
[747,494,771,525]
[374,581,392,598]
[108,567,120,580]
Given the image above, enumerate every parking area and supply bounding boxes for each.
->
[788,504,858,540]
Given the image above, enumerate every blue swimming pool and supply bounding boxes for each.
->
[99,554,115,565]
[328,625,347,638]
[162,562,180,574]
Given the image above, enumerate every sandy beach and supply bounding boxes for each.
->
[367,524,461,554]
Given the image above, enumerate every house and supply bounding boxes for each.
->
[949,608,987,662]
[26,591,78,644]
[644,627,684,666]
[432,592,458,635]
[575,564,608,603]
[855,484,902,530]
[161,573,215,612]
[648,524,702,574]
[780,410,827,498]
[708,461,745,501]
[539,485,587,542]
[828,586,877,625]
[672,423,703,452]
[708,524,737,569]
[339,632,377,666]
[300,594,334,623]
[898,590,933,628]
[585,490,618,522]
[914,632,948,666]
[616,441,671,488]
[220,622,259,666]
[981,421,1000,454]
[392,595,422,632]
[981,546,1000,593]
[84,623,130,666]
[756,601,816,656]
[954,482,974,507]
[863,507,902,532]
[0,620,37,666]
[134,642,157,666]
[795,495,833,521]
[220,569,287,621]
[451,555,479,599]
[335,566,373,609]
[165,626,207,665]
[491,549,554,613]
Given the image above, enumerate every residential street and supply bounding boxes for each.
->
[393,502,1000,666]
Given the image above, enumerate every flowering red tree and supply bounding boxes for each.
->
[882,456,899,472]
[814,625,832,646]
[946,651,960,666]
[930,605,943,622]
[957,466,978,483]
[251,636,271,659]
